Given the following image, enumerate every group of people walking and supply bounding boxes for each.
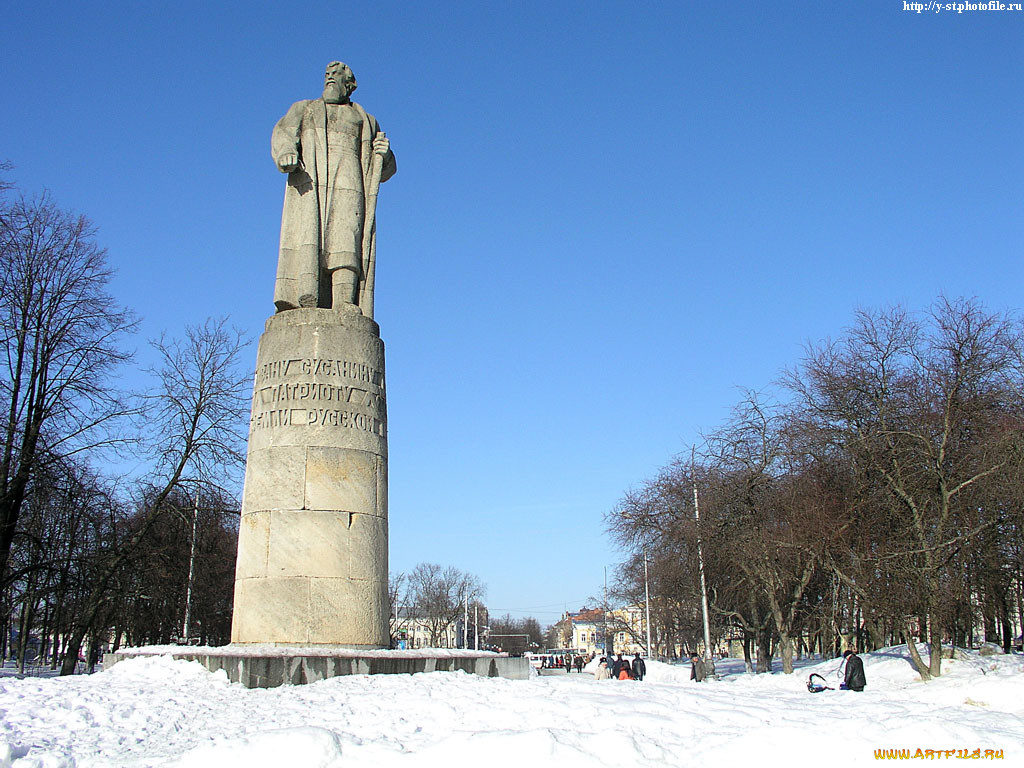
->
[593,653,646,681]
[561,654,586,673]
[593,651,708,683]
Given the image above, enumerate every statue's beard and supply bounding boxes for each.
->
[323,82,346,104]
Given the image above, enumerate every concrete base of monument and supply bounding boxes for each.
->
[102,645,532,688]
[232,306,391,648]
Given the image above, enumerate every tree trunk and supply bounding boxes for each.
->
[995,585,1012,653]
[60,627,84,676]
[863,613,884,651]
[902,620,931,681]
[756,631,772,673]
[1017,566,1024,653]
[779,630,794,674]
[38,603,51,669]
[983,602,998,643]
[86,635,98,673]
[16,597,29,675]
[0,602,8,661]
[927,604,943,678]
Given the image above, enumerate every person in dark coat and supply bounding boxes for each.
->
[690,653,707,682]
[574,655,584,673]
[611,653,627,679]
[632,653,647,681]
[842,649,866,691]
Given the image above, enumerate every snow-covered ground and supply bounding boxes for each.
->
[0,645,1020,767]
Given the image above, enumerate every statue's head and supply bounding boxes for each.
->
[323,61,357,104]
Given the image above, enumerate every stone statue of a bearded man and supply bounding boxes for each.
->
[272,61,396,314]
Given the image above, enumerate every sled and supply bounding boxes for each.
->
[806,673,834,693]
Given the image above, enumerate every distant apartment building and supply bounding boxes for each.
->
[552,605,648,657]
[391,607,477,649]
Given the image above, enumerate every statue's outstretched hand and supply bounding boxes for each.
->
[277,153,300,173]
[372,133,389,156]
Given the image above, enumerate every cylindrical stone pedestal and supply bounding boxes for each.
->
[231,305,388,647]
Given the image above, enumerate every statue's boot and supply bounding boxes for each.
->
[331,266,359,308]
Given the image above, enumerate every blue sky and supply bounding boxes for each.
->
[2,0,1021,624]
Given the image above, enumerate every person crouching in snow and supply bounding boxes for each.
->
[594,657,611,680]
[840,648,866,692]
[690,654,707,682]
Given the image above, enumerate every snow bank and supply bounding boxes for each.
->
[170,727,344,768]
[0,645,1020,767]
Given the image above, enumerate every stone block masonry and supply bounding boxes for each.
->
[231,305,388,647]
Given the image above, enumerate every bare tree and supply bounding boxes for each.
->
[610,299,1024,681]
[0,192,136,586]
[786,299,1024,679]
[0,161,13,199]
[612,461,713,661]
[406,562,485,647]
[1,454,111,671]
[490,613,543,654]
[113,483,239,648]
[58,318,249,673]
[143,318,250,495]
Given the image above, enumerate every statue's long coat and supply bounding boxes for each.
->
[271,98,396,311]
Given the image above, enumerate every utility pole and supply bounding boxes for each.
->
[463,594,469,649]
[474,603,479,650]
[604,566,611,657]
[693,483,715,676]
[181,487,200,643]
[644,550,653,657]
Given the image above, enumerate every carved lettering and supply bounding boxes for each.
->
[254,358,304,384]
[250,355,387,435]
[253,381,385,415]
[250,405,385,435]
[299,408,386,435]
[249,408,303,429]
[255,356,385,388]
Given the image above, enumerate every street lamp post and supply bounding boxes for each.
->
[181,486,200,643]
[644,550,653,657]
[603,566,612,658]
[693,484,715,676]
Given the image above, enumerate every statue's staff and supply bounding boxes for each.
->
[359,132,386,319]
